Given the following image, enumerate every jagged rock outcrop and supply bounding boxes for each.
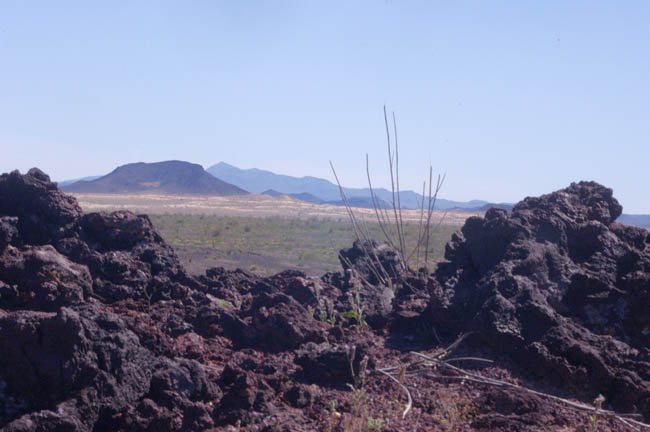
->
[0,169,333,430]
[0,305,154,430]
[0,169,82,246]
[0,169,222,430]
[2,168,649,431]
[427,181,650,418]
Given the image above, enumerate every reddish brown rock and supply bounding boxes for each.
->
[1,169,648,431]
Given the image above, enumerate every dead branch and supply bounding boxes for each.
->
[371,333,650,431]
[377,368,413,419]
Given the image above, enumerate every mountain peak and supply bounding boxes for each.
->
[63,160,247,196]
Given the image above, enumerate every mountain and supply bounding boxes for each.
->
[618,214,650,228]
[262,189,325,204]
[261,189,284,197]
[453,203,516,212]
[58,175,102,187]
[62,160,247,196]
[209,162,344,200]
[325,196,392,209]
[207,162,488,210]
[262,189,394,208]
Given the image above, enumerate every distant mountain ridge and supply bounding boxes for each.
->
[208,163,650,228]
[62,160,247,196]
[261,189,390,208]
[452,203,516,213]
[262,189,325,204]
[618,214,650,229]
[58,176,102,187]
[58,161,650,230]
[207,162,488,210]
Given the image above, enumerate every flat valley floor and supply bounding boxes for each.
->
[71,193,471,275]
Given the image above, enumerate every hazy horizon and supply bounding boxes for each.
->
[42,159,644,215]
[1,2,649,212]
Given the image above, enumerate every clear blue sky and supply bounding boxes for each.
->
[1,1,648,212]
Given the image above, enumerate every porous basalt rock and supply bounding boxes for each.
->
[0,169,82,245]
[427,181,650,418]
[294,342,375,386]
[0,305,154,429]
[2,168,649,430]
[0,245,91,311]
[0,170,222,430]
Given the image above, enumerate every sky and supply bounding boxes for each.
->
[1,1,649,212]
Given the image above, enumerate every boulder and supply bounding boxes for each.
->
[0,305,154,429]
[427,181,650,418]
[0,169,82,245]
[294,342,374,386]
[339,239,406,285]
[0,245,91,311]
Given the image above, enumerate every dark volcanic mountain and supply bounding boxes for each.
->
[62,160,247,196]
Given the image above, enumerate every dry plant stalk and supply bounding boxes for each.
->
[373,334,650,431]
[330,106,446,276]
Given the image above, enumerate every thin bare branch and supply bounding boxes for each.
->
[415,181,426,267]
[408,351,650,430]
[377,368,412,419]
[372,331,649,430]
[393,111,407,267]
[424,166,434,265]
[384,106,407,272]
[366,154,397,250]
[330,161,389,285]
[332,107,447,281]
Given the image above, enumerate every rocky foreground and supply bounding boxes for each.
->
[0,169,649,431]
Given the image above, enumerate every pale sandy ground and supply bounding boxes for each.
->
[71,193,481,225]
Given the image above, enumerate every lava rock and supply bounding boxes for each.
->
[426,181,650,418]
[0,305,154,429]
[0,245,91,311]
[0,168,82,245]
[339,239,406,285]
[0,216,18,250]
[294,342,374,386]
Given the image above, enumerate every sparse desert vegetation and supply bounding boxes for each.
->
[69,191,469,275]
[149,214,460,276]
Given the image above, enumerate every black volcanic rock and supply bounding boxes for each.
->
[3,168,650,430]
[0,170,221,430]
[0,245,91,311]
[427,181,650,418]
[294,342,374,386]
[62,160,247,196]
[0,305,154,430]
[0,168,83,245]
[339,239,406,285]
